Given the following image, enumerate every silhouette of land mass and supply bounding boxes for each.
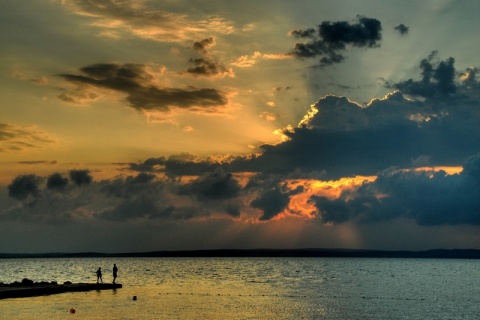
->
[1,248,480,259]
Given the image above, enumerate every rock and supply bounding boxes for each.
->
[21,278,34,286]
[1,282,123,300]
[132,295,137,301]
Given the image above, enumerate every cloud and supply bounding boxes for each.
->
[185,58,234,78]
[260,111,278,121]
[163,153,223,178]
[12,71,49,85]
[394,24,409,35]
[193,37,216,54]
[161,52,480,181]
[69,169,93,186]
[3,169,244,223]
[18,160,57,165]
[94,173,203,222]
[7,175,42,200]
[47,173,69,191]
[183,36,234,78]
[8,50,480,230]
[0,123,56,153]
[231,51,291,68]
[310,153,480,226]
[60,63,229,113]
[290,16,382,66]
[246,174,305,221]
[251,187,290,221]
[61,0,234,42]
[57,86,100,105]
[178,168,241,201]
[389,51,458,98]
[129,157,166,173]
[251,89,480,178]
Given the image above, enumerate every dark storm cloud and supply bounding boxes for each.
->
[251,90,480,178]
[290,16,382,66]
[163,52,480,180]
[175,168,243,217]
[8,175,42,200]
[251,187,290,221]
[4,168,244,223]
[101,172,158,199]
[289,28,316,39]
[390,51,458,98]
[98,174,183,221]
[166,88,480,179]
[394,24,409,35]
[60,63,228,112]
[179,168,241,201]
[250,184,303,221]
[310,153,480,226]
[69,169,92,186]
[163,153,222,178]
[46,173,69,191]
[164,160,215,177]
[4,171,175,222]
[245,174,304,221]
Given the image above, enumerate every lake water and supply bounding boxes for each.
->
[0,257,479,319]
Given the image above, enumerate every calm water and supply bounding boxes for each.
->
[0,257,479,319]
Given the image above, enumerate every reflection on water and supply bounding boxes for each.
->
[0,258,479,319]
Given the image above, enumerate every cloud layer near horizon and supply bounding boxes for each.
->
[4,151,480,226]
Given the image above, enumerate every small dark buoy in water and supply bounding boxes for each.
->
[69,308,76,314]
[133,296,137,301]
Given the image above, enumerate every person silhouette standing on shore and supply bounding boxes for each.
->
[96,267,103,284]
[113,264,118,284]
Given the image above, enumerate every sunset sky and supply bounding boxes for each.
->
[2,0,480,253]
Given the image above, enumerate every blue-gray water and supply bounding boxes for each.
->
[1,257,479,319]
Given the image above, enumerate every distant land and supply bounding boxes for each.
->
[1,248,480,259]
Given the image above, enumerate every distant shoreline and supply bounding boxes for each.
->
[1,248,480,259]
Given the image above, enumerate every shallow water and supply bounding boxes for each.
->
[1,257,479,319]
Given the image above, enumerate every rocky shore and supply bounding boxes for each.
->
[0,278,122,299]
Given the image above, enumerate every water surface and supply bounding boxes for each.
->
[1,257,479,319]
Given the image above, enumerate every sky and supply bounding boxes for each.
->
[2,0,480,253]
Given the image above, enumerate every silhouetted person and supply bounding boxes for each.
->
[96,267,103,284]
[113,264,118,284]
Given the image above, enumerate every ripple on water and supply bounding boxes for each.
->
[1,257,480,319]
